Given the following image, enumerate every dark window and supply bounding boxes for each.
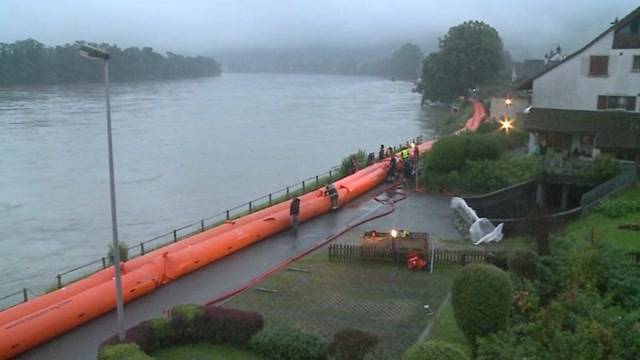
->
[633,56,640,71]
[597,95,637,111]
[589,56,609,75]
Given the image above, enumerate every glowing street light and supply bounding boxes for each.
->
[390,229,398,238]
[500,118,514,134]
[79,44,125,341]
[504,98,512,106]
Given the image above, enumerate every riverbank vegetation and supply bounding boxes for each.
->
[0,39,221,86]
[421,132,542,194]
[424,100,473,136]
[424,187,640,358]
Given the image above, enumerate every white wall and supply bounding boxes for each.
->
[532,31,640,111]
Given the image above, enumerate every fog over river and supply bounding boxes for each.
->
[0,73,433,299]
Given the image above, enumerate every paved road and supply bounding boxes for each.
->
[19,186,457,359]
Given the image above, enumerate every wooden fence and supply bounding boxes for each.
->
[328,244,396,262]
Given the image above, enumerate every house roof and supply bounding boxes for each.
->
[524,108,640,149]
[517,6,640,90]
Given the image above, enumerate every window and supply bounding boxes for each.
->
[597,95,637,111]
[633,55,640,71]
[589,56,609,75]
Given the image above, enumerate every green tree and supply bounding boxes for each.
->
[451,264,513,349]
[390,43,423,80]
[419,21,505,102]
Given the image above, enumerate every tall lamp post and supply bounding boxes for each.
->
[79,44,125,341]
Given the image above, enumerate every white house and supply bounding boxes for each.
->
[520,6,640,161]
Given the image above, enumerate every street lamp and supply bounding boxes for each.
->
[79,44,125,341]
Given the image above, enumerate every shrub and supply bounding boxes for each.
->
[463,133,504,162]
[169,304,205,343]
[595,198,640,218]
[402,340,469,360]
[329,328,379,360]
[147,317,176,349]
[476,121,500,134]
[107,241,129,265]
[123,321,156,353]
[451,264,513,348]
[202,306,264,346]
[507,251,538,279]
[250,328,328,360]
[340,149,368,176]
[425,135,467,173]
[98,343,152,360]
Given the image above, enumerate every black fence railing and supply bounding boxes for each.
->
[0,165,346,311]
[0,135,428,311]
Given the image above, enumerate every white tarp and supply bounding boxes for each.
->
[450,197,503,245]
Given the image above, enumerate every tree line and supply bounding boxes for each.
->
[0,39,221,86]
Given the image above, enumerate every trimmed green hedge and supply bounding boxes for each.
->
[451,264,513,348]
[425,133,504,173]
[250,328,328,360]
[402,340,469,360]
[98,343,152,360]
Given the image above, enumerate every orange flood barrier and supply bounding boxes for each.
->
[0,100,486,359]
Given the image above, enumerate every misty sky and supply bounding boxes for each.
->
[1,0,638,59]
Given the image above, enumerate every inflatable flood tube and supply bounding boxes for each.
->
[0,162,382,330]
[1,100,486,358]
[123,162,383,271]
[0,260,164,358]
[0,162,390,359]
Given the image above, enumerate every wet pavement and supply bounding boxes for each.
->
[19,186,457,360]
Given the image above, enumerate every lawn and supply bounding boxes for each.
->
[426,301,470,356]
[152,343,264,360]
[424,102,473,136]
[223,253,456,359]
[555,186,640,252]
[437,235,533,252]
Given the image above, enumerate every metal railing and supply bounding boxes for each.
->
[0,135,427,311]
[0,165,344,311]
[580,162,638,209]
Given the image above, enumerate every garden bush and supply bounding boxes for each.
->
[424,135,467,173]
[250,328,328,360]
[576,154,620,182]
[98,343,152,360]
[147,317,176,349]
[107,241,129,265]
[202,306,264,346]
[476,121,500,134]
[169,303,205,343]
[595,198,640,218]
[340,149,368,176]
[329,328,379,360]
[507,250,538,279]
[402,340,469,360]
[451,264,513,348]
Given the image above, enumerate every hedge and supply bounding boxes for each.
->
[451,264,513,348]
[250,328,328,360]
[98,343,152,360]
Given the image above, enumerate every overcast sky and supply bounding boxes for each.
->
[1,1,638,59]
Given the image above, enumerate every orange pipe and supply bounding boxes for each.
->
[0,101,486,359]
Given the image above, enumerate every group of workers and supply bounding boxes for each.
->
[289,139,422,235]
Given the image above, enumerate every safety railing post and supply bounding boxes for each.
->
[57,274,62,289]
[102,257,107,269]
[201,219,205,232]
[140,242,145,255]
[286,186,290,199]
[173,229,177,242]
[302,181,305,192]
[249,201,253,213]
[269,193,272,205]
[226,210,230,220]
[329,170,332,183]
[315,175,319,187]
[23,288,28,303]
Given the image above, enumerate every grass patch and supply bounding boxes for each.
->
[152,343,264,360]
[224,253,456,359]
[437,236,533,252]
[427,301,470,356]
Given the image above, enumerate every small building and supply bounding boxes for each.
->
[518,6,640,161]
[489,88,530,121]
